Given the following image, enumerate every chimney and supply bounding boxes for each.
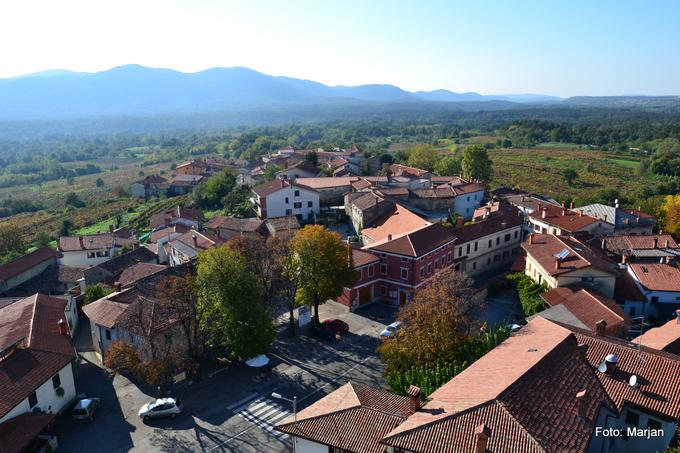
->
[538,202,543,211]
[665,255,672,264]
[192,234,198,248]
[575,389,589,418]
[109,224,114,234]
[114,281,122,292]
[529,233,534,245]
[78,236,84,248]
[555,258,560,270]
[577,343,589,362]
[604,353,619,374]
[521,195,526,202]
[665,239,670,248]
[653,237,659,248]
[601,238,607,250]
[474,424,491,453]
[562,201,566,209]
[407,385,421,415]
[562,208,567,216]
[387,234,393,241]
[579,210,584,217]
[570,201,575,209]
[676,309,680,324]
[621,255,628,264]
[595,319,607,336]
[541,208,547,219]
[456,216,464,228]
[57,319,68,335]
[603,214,608,223]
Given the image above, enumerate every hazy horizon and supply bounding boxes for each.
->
[1,0,679,97]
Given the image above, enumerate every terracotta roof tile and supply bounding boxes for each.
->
[632,315,680,355]
[389,164,429,178]
[149,224,190,243]
[454,204,523,243]
[115,263,167,287]
[522,234,617,277]
[0,247,57,282]
[366,222,455,257]
[59,233,137,252]
[361,205,431,248]
[351,249,380,268]
[530,205,600,232]
[149,206,203,229]
[205,215,263,232]
[628,263,680,292]
[0,412,55,453]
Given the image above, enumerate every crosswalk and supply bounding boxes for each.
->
[227,394,291,440]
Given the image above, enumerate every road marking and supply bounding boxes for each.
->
[225,392,260,411]
[237,398,290,440]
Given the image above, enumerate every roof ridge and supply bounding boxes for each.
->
[493,401,548,452]
[26,294,38,349]
[581,289,625,321]
[558,236,590,265]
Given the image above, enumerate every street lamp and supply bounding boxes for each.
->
[272,392,297,453]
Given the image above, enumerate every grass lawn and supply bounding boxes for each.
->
[608,158,642,170]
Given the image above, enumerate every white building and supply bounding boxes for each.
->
[627,262,680,319]
[0,294,78,424]
[251,179,320,221]
[57,233,138,267]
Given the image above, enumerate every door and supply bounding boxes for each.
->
[359,286,371,305]
[399,290,407,306]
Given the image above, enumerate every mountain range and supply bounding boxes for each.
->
[0,65,566,119]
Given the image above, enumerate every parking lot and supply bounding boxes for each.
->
[54,301,398,452]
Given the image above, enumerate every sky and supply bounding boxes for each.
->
[0,0,678,96]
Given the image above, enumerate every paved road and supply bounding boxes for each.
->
[54,301,397,452]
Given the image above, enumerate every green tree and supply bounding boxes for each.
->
[59,219,74,236]
[96,177,105,187]
[562,168,578,186]
[196,245,275,358]
[407,144,440,172]
[0,224,25,263]
[64,192,85,208]
[83,284,112,305]
[263,164,284,182]
[461,145,492,181]
[192,169,236,209]
[36,231,51,248]
[289,225,355,325]
[434,154,462,176]
[305,151,319,166]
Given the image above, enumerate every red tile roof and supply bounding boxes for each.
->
[115,263,167,287]
[0,412,55,453]
[540,286,629,335]
[0,294,76,419]
[252,178,318,197]
[149,224,190,243]
[632,315,680,355]
[361,204,431,246]
[82,296,129,329]
[390,163,429,178]
[628,263,680,292]
[530,204,600,232]
[454,204,524,243]
[205,215,263,232]
[364,218,453,257]
[351,249,380,268]
[149,206,203,229]
[522,234,617,277]
[0,247,57,281]
[58,233,137,252]
[603,234,678,253]
[276,382,411,453]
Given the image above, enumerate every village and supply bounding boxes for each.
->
[1,144,679,453]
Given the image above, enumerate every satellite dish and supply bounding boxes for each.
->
[597,362,607,373]
[629,375,638,388]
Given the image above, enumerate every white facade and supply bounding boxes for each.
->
[59,246,119,267]
[255,185,320,221]
[455,225,523,276]
[453,189,485,219]
[293,437,327,453]
[0,363,77,423]
[529,216,612,236]
[626,266,680,318]
[587,406,677,453]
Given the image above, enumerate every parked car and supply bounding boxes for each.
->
[323,319,350,335]
[380,321,403,339]
[311,323,336,340]
[138,397,183,420]
[71,398,102,422]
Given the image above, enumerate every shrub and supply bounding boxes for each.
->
[505,272,547,316]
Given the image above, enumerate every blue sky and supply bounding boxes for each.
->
[1,0,678,96]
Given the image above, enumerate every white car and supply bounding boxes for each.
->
[138,397,183,420]
[380,321,403,339]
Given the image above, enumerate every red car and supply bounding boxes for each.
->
[323,319,350,335]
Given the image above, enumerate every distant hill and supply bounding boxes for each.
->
[562,95,680,110]
[0,65,559,120]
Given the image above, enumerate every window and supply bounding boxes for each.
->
[504,233,511,242]
[401,257,408,263]
[294,190,300,197]
[458,246,463,257]
[380,286,387,295]
[487,258,491,265]
[625,411,640,427]
[427,263,432,273]
[285,209,292,215]
[647,418,662,431]
[493,254,500,262]
[496,237,500,245]
[651,296,659,303]
[488,239,492,248]
[285,197,289,204]
[52,372,61,389]
[419,267,424,278]
[307,201,313,207]
[466,244,470,254]
[380,264,387,275]
[514,230,518,239]
[356,269,362,280]
[467,196,470,201]
[472,262,477,270]
[368,266,374,277]
[105,329,111,340]
[474,241,478,252]
[447,252,452,262]
[441,257,445,266]
[400,268,408,280]
[87,252,96,259]
[294,202,302,209]
[580,276,594,283]
[28,392,38,408]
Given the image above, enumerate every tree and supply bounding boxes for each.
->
[104,340,142,374]
[378,268,481,374]
[461,145,492,181]
[64,192,85,208]
[288,225,355,325]
[36,231,51,248]
[0,223,25,263]
[59,219,74,236]
[380,163,393,177]
[228,235,285,305]
[192,169,236,209]
[196,245,275,358]
[83,284,112,305]
[562,168,578,186]
[263,164,283,182]
[434,154,462,176]
[305,151,319,166]
[96,177,105,187]
[222,187,256,217]
[660,194,680,238]
[407,144,440,172]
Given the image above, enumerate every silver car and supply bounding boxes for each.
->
[380,321,403,339]
[72,397,102,422]
[138,397,183,420]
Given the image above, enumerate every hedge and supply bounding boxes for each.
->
[505,272,547,316]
